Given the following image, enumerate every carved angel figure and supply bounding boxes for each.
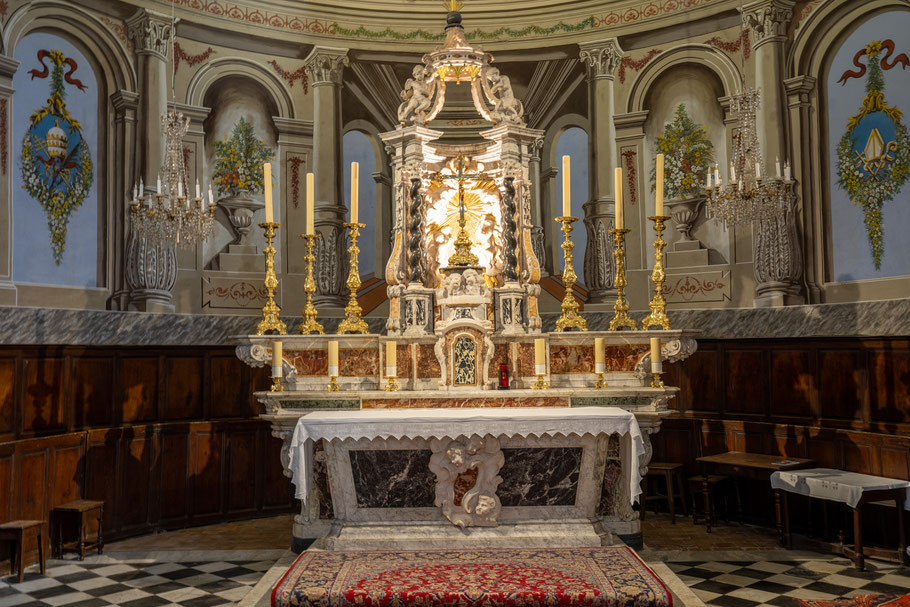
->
[486,68,524,125]
[398,65,438,126]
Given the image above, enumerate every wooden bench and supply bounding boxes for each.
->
[0,520,47,583]
[52,500,104,561]
[641,462,688,524]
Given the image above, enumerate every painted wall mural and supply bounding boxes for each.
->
[651,103,714,201]
[13,33,98,287]
[828,12,910,281]
[213,117,274,197]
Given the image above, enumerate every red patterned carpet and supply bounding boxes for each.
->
[272,547,672,607]
[798,597,910,607]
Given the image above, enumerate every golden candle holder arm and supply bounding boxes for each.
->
[554,216,588,332]
[298,233,325,335]
[608,227,637,331]
[256,222,288,336]
[337,222,370,334]
[641,215,672,330]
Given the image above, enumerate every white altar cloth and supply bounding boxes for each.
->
[288,406,645,509]
[771,468,910,509]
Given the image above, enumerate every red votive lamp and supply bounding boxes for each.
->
[498,363,510,390]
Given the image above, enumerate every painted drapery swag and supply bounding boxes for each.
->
[20,49,93,264]
[836,40,910,270]
[651,104,714,200]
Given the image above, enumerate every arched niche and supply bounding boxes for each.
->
[186,57,293,120]
[201,75,280,269]
[642,62,730,264]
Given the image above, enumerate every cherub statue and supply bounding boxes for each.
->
[397,65,437,126]
[462,269,483,296]
[486,68,524,126]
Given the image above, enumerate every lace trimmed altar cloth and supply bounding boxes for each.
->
[288,406,645,508]
[771,468,910,509]
[271,546,672,607]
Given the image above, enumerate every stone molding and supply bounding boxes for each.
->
[743,0,795,49]
[578,38,624,81]
[429,436,505,529]
[126,9,174,60]
[304,46,350,87]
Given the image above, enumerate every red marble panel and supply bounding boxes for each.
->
[396,344,412,379]
[605,345,649,372]
[361,396,570,409]
[487,343,510,377]
[286,349,328,376]
[517,343,536,377]
[549,345,595,374]
[417,344,442,379]
[340,348,379,377]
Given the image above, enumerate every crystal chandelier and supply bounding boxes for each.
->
[704,87,794,227]
[129,110,216,247]
[128,0,215,248]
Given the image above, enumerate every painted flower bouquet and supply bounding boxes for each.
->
[651,104,714,200]
[212,117,274,196]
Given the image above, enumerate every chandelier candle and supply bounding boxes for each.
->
[594,337,605,388]
[533,338,547,390]
[327,340,340,392]
[264,162,274,223]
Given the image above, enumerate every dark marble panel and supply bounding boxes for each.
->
[597,459,623,516]
[314,441,333,519]
[349,449,436,508]
[498,447,582,507]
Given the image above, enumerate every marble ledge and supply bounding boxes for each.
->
[0,297,908,346]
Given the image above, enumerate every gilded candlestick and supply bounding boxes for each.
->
[608,228,637,331]
[641,215,672,330]
[385,376,399,392]
[256,222,287,336]
[533,374,548,390]
[554,216,587,332]
[297,233,325,335]
[337,222,370,334]
[594,372,605,389]
[270,375,284,392]
[327,376,340,392]
[650,371,664,389]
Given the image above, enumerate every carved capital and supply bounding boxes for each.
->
[304,47,349,86]
[126,9,174,60]
[743,0,795,49]
[529,138,544,161]
[579,38,624,81]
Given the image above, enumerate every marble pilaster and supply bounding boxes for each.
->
[109,91,140,311]
[743,0,804,307]
[305,47,349,307]
[579,39,623,303]
[0,55,19,306]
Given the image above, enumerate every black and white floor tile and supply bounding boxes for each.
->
[0,557,275,607]
[668,557,910,607]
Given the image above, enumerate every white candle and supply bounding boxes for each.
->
[139,178,144,198]
[263,162,273,224]
[306,173,315,235]
[714,164,720,185]
[775,157,782,179]
[755,162,761,181]
[132,183,138,200]
[195,179,201,199]
[784,162,791,181]
[706,170,712,189]
[177,180,183,199]
[562,155,571,217]
[208,184,214,206]
[655,153,664,216]
[351,162,359,224]
[157,174,161,193]
[614,167,623,230]
[730,162,736,183]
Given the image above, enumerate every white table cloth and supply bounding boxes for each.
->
[771,468,910,509]
[288,406,645,510]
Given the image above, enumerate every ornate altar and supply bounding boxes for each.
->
[236,8,698,552]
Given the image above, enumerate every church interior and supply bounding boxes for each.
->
[1,0,909,605]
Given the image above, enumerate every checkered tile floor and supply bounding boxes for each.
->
[0,558,273,607]
[668,557,910,607]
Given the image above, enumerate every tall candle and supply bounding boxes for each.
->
[139,178,144,198]
[263,162,273,223]
[350,162,359,224]
[614,167,624,230]
[534,338,546,375]
[208,184,214,206]
[561,155,571,217]
[386,340,397,370]
[271,340,283,377]
[706,170,712,189]
[328,341,339,376]
[594,337,605,374]
[655,153,664,216]
[195,179,201,200]
[306,173,315,235]
[157,173,162,193]
[650,337,663,374]
[784,161,791,181]
[776,157,782,179]
[730,162,736,183]
[714,164,720,185]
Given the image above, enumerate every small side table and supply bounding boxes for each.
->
[52,499,104,560]
[771,468,909,570]
[0,520,47,583]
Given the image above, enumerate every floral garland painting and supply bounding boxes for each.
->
[19,49,93,264]
[836,40,910,270]
[651,104,714,200]
[212,117,274,196]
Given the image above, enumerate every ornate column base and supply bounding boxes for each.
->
[128,289,176,314]
[401,285,435,337]
[754,281,804,308]
[494,283,527,336]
